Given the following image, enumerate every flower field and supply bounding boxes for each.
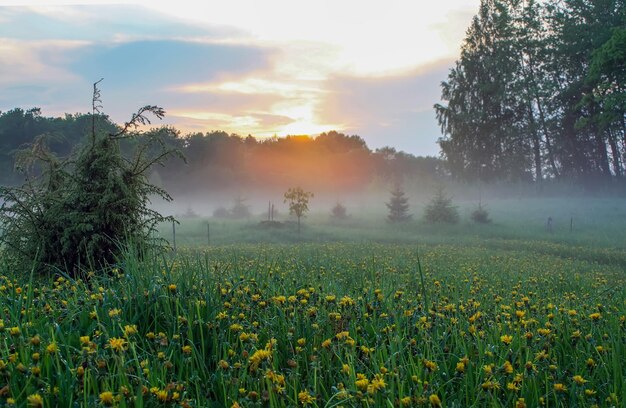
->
[0,243,624,407]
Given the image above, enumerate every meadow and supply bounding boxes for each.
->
[0,197,624,407]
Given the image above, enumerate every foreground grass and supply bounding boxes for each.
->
[0,243,624,407]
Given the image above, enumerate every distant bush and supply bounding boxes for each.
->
[423,186,459,224]
[331,202,348,220]
[471,204,491,224]
[213,207,230,218]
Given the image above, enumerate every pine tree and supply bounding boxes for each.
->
[423,186,459,224]
[386,183,412,223]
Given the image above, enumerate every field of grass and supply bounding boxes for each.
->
[0,197,624,407]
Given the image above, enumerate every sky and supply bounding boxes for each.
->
[0,0,480,156]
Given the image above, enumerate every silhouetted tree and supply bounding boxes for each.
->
[284,187,313,233]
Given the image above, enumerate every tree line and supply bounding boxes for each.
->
[0,108,444,193]
[435,0,625,184]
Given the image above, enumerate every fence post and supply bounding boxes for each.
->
[172,220,177,254]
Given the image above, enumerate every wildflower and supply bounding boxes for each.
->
[355,373,369,391]
[123,325,137,337]
[482,380,500,391]
[99,391,114,406]
[168,284,177,293]
[108,337,127,352]
[182,345,192,354]
[400,396,412,406]
[368,374,386,394]
[248,349,271,371]
[9,327,20,336]
[507,382,520,391]
[572,375,587,386]
[423,359,438,372]
[500,334,513,345]
[298,390,315,405]
[553,383,567,393]
[108,308,121,318]
[46,342,58,354]
[429,394,441,407]
[585,389,596,397]
[156,390,169,402]
[516,398,527,408]
[27,393,43,408]
[589,312,601,321]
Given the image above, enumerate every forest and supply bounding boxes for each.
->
[436,0,625,183]
[0,108,443,194]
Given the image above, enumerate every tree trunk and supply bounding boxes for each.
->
[607,128,622,177]
[526,102,543,181]
[535,98,560,178]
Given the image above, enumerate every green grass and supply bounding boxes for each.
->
[0,196,623,407]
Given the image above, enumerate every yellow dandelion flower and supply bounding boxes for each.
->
[46,343,58,354]
[99,391,114,406]
[27,393,43,408]
[367,374,386,394]
[123,325,137,337]
[108,337,127,352]
[429,394,441,407]
[298,390,315,405]
[156,390,169,402]
[248,349,271,371]
[589,312,601,321]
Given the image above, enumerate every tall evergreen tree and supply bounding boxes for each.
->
[435,0,625,183]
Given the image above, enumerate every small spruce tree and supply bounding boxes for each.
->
[423,186,459,224]
[230,195,251,219]
[386,183,412,223]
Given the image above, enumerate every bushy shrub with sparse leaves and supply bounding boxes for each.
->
[0,82,182,276]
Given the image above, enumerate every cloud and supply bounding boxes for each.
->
[0,35,277,125]
[0,5,243,42]
[317,60,454,156]
[68,40,273,89]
